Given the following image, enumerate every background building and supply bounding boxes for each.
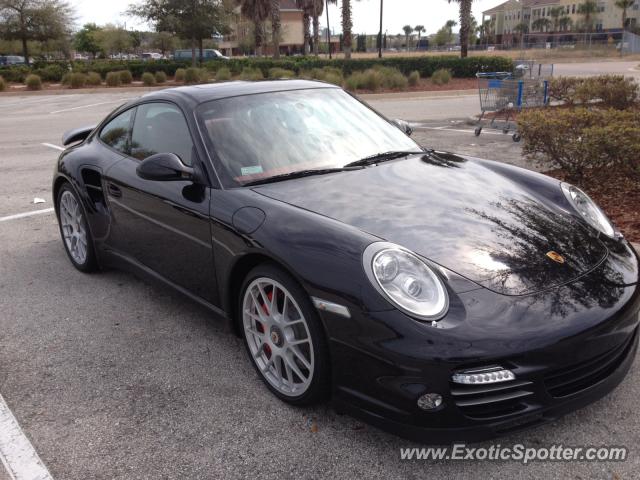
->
[482,0,640,45]
[218,0,304,56]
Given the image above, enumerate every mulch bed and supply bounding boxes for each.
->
[545,169,640,243]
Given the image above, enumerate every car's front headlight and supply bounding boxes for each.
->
[561,183,616,238]
[363,242,449,321]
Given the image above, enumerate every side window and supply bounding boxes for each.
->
[130,103,195,166]
[99,108,134,153]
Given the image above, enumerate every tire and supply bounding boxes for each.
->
[474,127,482,137]
[512,133,522,142]
[56,183,98,272]
[239,263,330,406]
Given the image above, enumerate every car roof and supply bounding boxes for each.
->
[140,79,338,106]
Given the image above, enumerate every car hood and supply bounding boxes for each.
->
[252,153,607,295]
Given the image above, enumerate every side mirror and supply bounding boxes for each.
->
[392,119,413,136]
[136,153,194,181]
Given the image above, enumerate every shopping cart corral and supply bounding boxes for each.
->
[474,72,550,142]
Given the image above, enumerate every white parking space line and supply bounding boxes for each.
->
[0,209,54,223]
[41,143,64,152]
[0,394,54,480]
[49,98,129,115]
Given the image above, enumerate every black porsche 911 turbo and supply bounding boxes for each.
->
[53,80,639,443]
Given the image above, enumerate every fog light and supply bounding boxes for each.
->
[451,367,515,385]
[417,393,443,410]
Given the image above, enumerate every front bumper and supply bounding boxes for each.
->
[322,265,640,444]
[332,327,638,444]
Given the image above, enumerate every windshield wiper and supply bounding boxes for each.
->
[343,150,424,168]
[243,167,358,187]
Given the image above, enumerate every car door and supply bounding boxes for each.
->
[104,101,218,304]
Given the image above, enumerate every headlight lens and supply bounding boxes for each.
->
[364,243,449,321]
[561,183,615,238]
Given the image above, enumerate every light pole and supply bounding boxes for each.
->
[326,0,332,59]
[378,0,384,58]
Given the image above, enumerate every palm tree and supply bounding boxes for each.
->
[271,0,281,58]
[447,0,473,58]
[238,0,271,56]
[513,21,528,46]
[414,25,425,50]
[295,0,312,54]
[340,0,361,59]
[311,0,336,56]
[549,6,564,32]
[615,0,634,31]
[445,19,458,36]
[479,18,494,47]
[578,0,598,33]
[402,25,413,50]
[558,16,573,32]
[532,17,552,33]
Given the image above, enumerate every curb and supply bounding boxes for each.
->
[0,84,172,97]
[359,89,476,101]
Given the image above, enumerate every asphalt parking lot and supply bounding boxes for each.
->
[1,90,639,479]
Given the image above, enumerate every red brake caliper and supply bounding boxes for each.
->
[257,290,274,358]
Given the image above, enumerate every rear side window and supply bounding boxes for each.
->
[100,108,134,154]
[130,103,194,165]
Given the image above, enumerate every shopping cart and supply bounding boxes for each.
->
[474,72,550,142]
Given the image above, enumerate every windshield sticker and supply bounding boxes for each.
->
[241,166,264,176]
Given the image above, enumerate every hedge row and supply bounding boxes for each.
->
[519,107,640,182]
[0,55,512,83]
[202,55,513,78]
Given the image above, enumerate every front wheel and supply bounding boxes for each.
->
[56,183,97,272]
[239,264,330,406]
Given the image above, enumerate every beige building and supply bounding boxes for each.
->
[218,0,305,56]
[482,0,640,44]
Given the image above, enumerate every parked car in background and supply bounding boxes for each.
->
[142,52,164,61]
[174,49,229,61]
[0,55,26,66]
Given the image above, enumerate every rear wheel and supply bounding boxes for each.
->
[239,264,330,405]
[56,183,97,272]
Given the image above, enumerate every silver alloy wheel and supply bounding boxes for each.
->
[59,190,88,264]
[242,277,315,397]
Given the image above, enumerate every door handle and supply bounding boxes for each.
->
[107,182,122,198]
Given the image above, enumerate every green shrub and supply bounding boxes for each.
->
[118,70,133,84]
[142,72,156,86]
[323,72,343,86]
[518,107,640,181]
[431,68,451,85]
[68,72,87,89]
[549,76,639,110]
[0,76,6,92]
[154,71,167,83]
[408,70,420,86]
[374,66,408,89]
[269,67,295,79]
[240,67,264,81]
[25,74,42,90]
[174,68,186,82]
[86,71,102,86]
[185,67,201,84]
[105,71,121,87]
[61,73,71,86]
[199,68,211,82]
[34,64,68,82]
[216,67,231,81]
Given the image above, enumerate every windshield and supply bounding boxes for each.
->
[196,88,420,187]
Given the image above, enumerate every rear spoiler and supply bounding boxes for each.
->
[62,125,96,146]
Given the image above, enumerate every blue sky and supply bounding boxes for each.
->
[72,0,500,35]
